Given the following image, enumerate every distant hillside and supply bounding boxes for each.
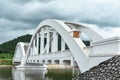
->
[0,34,90,54]
[0,34,32,54]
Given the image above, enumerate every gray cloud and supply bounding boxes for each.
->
[0,18,35,31]
[12,0,54,4]
[0,0,119,26]
[0,0,120,43]
[0,29,34,43]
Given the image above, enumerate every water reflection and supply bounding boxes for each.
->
[12,67,79,80]
[0,67,12,80]
[12,68,48,80]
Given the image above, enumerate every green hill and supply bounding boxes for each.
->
[0,34,90,54]
[0,34,32,54]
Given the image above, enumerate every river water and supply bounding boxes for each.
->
[0,67,79,80]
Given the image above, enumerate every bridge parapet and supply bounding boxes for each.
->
[87,37,120,69]
[27,50,75,66]
[91,36,120,56]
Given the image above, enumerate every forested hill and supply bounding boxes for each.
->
[0,34,90,54]
[0,34,32,54]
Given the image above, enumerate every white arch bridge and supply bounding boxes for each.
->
[13,19,120,73]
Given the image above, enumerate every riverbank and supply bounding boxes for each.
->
[0,59,12,65]
[0,65,12,68]
[0,59,13,68]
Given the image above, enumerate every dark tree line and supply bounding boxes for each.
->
[0,34,90,54]
[0,34,32,54]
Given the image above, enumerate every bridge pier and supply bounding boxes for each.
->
[60,60,63,65]
[51,60,55,64]
[71,58,74,66]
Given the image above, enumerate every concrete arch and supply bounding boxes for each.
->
[13,42,28,63]
[64,22,104,42]
[22,19,103,72]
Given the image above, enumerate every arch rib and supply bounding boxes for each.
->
[13,42,27,63]
[64,22,104,42]
[22,19,92,72]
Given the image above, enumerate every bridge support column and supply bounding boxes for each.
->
[33,39,36,55]
[31,43,34,56]
[51,60,55,64]
[52,31,58,52]
[61,38,65,51]
[37,33,39,54]
[46,28,50,53]
[45,60,48,64]
[40,28,44,54]
[30,47,33,56]
[60,60,63,65]
[71,59,74,66]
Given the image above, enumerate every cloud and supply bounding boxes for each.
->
[83,23,120,39]
[0,18,35,31]
[0,29,34,43]
[0,0,120,43]
[100,27,120,38]
[58,0,120,27]
[80,23,120,42]
[1,0,120,27]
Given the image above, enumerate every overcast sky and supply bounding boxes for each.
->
[0,0,120,43]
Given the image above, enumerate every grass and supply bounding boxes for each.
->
[0,54,13,59]
[0,54,13,65]
[0,59,12,65]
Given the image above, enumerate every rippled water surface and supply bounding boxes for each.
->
[0,67,79,80]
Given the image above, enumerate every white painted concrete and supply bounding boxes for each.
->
[13,19,120,73]
[13,42,29,63]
